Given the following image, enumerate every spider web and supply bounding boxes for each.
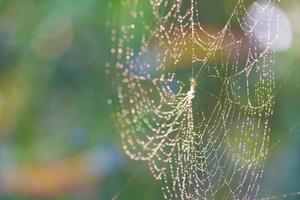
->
[110,0,279,199]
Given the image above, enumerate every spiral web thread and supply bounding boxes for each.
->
[110,0,279,199]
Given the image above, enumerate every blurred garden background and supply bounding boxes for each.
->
[0,0,299,199]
